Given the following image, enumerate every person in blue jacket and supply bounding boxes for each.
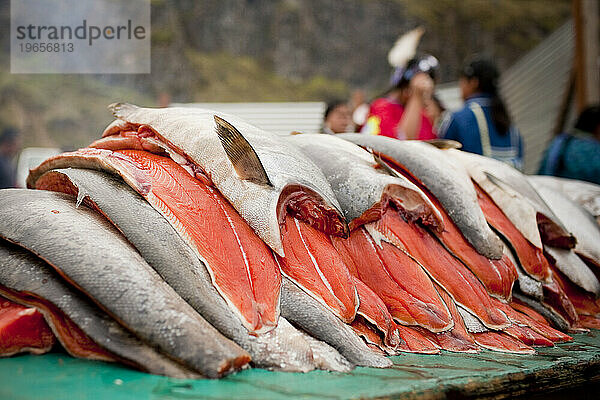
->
[538,105,600,184]
[439,58,523,170]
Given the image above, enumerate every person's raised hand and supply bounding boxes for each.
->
[410,72,434,101]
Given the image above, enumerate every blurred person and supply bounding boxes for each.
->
[425,94,447,135]
[439,58,523,169]
[538,105,600,185]
[0,127,21,189]
[361,54,438,140]
[349,89,370,131]
[322,100,352,134]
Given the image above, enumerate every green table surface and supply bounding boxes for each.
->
[2,332,600,400]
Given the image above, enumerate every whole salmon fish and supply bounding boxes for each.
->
[0,189,249,378]
[32,168,316,372]
[94,103,348,256]
[529,180,600,268]
[443,149,574,249]
[0,241,199,378]
[28,149,282,335]
[336,134,516,300]
[529,175,600,222]
[338,134,504,259]
[287,134,443,230]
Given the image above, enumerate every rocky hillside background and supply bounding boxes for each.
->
[0,0,571,148]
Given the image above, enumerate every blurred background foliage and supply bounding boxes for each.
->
[0,0,571,149]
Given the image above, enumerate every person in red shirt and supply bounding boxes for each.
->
[361,55,438,140]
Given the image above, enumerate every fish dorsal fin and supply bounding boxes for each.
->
[108,102,139,119]
[425,139,462,149]
[214,115,273,187]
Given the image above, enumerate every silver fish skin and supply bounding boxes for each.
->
[530,180,600,268]
[338,133,504,259]
[286,134,442,230]
[0,241,199,379]
[0,189,249,378]
[34,168,315,372]
[443,149,574,249]
[280,277,392,368]
[512,293,570,332]
[300,333,354,372]
[503,246,543,300]
[100,103,347,256]
[544,246,600,296]
[529,175,600,219]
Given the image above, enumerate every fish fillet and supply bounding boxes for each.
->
[331,228,453,332]
[394,324,441,354]
[376,209,510,330]
[28,148,281,334]
[278,215,357,323]
[383,158,517,299]
[33,168,314,372]
[475,183,551,281]
[413,284,479,353]
[94,104,349,256]
[0,189,250,378]
[0,297,55,357]
[472,331,535,354]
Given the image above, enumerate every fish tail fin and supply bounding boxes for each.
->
[213,115,272,187]
[108,103,139,119]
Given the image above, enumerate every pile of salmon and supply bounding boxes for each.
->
[1,103,600,379]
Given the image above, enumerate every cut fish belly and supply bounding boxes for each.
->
[376,209,510,330]
[472,331,535,354]
[490,300,554,347]
[94,104,350,256]
[1,287,118,362]
[337,134,505,259]
[474,183,551,281]
[278,215,357,323]
[331,228,452,332]
[116,150,282,334]
[0,297,55,357]
[394,324,441,354]
[28,148,281,334]
[503,324,554,347]
[509,301,572,343]
[493,300,571,344]
[351,316,394,355]
[413,285,479,353]
[550,263,600,317]
[541,279,579,327]
[33,168,313,373]
[352,277,400,348]
[434,221,517,300]
[375,152,516,300]
[0,189,249,378]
